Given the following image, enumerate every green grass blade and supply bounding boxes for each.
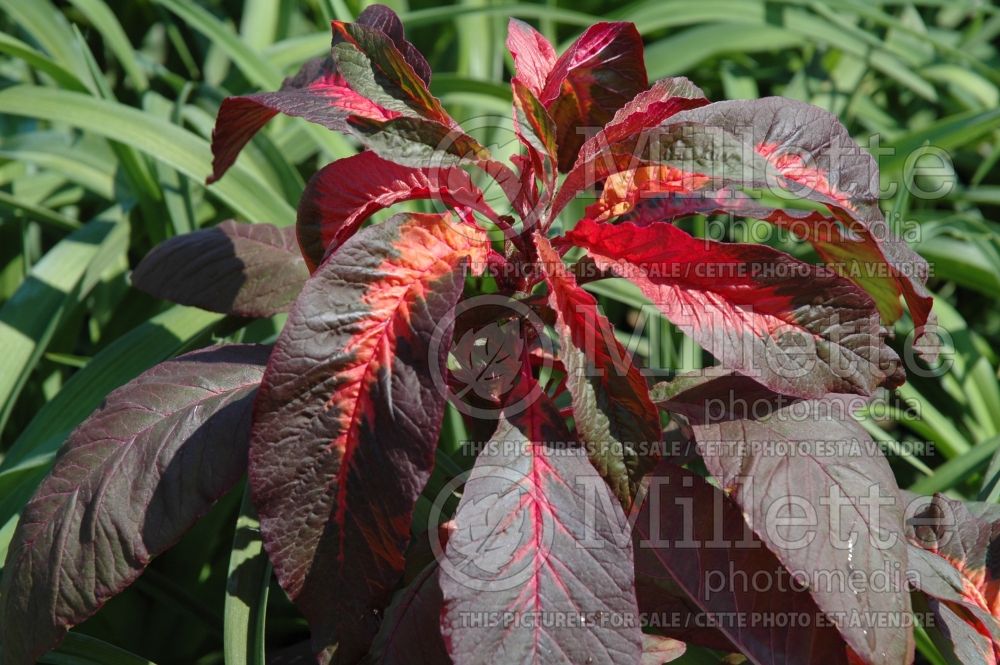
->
[1,0,92,90]
[0,210,128,435]
[66,0,149,90]
[0,85,295,225]
[0,32,87,92]
[224,485,271,665]
[39,632,157,665]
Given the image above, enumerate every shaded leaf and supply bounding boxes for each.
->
[661,374,913,665]
[367,563,449,665]
[0,345,270,665]
[249,213,489,663]
[634,462,850,664]
[132,221,308,317]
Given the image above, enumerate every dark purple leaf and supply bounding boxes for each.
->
[132,221,308,317]
[634,462,851,665]
[368,563,450,665]
[660,375,913,665]
[0,345,270,665]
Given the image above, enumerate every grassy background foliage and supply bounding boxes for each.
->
[1,0,999,663]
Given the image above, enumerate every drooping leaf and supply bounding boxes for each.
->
[538,22,648,172]
[206,5,435,184]
[660,374,913,665]
[297,150,498,271]
[634,462,851,665]
[439,382,643,665]
[505,18,557,99]
[0,345,270,665]
[535,234,660,508]
[249,212,489,663]
[367,563,449,665]
[207,53,396,184]
[563,218,903,399]
[132,221,308,317]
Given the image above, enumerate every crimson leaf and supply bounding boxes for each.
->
[538,22,648,172]
[535,233,661,507]
[634,462,851,665]
[506,19,557,98]
[131,220,308,317]
[564,218,902,399]
[439,382,643,664]
[668,98,934,343]
[249,212,489,663]
[0,344,270,665]
[297,150,498,271]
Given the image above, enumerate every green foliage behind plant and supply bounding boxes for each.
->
[1,1,999,663]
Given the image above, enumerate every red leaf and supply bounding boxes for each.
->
[670,98,935,353]
[297,151,499,271]
[551,76,709,217]
[563,218,903,399]
[249,213,489,663]
[132,221,308,316]
[506,19,557,98]
[539,22,648,172]
[535,234,661,507]
[207,56,396,185]
[0,345,270,665]
[634,462,851,665]
[439,382,643,665]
